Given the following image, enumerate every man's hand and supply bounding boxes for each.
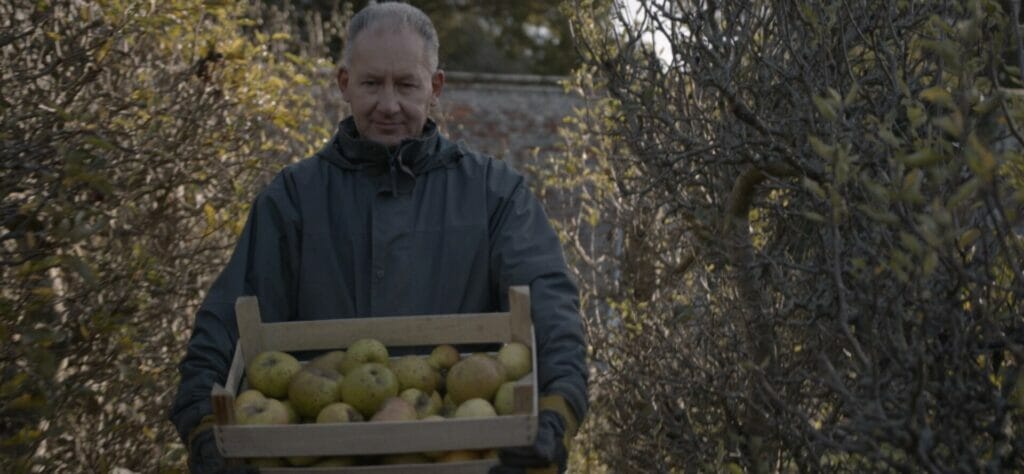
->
[188,424,258,474]
[489,410,568,474]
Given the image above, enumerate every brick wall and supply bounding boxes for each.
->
[435,72,582,172]
[314,70,583,174]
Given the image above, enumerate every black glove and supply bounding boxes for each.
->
[489,410,568,474]
[188,427,258,474]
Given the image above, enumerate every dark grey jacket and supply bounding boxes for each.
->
[168,118,588,441]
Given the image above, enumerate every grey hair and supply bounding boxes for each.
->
[342,2,440,71]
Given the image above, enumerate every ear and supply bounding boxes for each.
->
[337,67,350,102]
[430,69,445,99]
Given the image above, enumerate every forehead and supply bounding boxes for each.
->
[348,25,432,75]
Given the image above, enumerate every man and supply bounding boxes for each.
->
[168,2,587,473]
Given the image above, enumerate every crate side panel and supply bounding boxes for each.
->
[262,313,512,351]
[217,416,534,458]
[260,459,498,473]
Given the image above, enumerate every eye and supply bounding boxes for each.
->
[399,82,418,89]
[362,80,380,86]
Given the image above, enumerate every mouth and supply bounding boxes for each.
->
[374,122,403,130]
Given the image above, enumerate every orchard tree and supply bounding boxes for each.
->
[550,0,1024,471]
[257,0,592,75]
[0,0,328,471]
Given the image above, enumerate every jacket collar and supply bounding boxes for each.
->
[316,117,462,195]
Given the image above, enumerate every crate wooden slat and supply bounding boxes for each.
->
[212,286,538,473]
[260,459,498,474]
[216,415,535,457]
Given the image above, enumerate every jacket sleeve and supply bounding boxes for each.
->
[488,167,589,427]
[167,173,301,442]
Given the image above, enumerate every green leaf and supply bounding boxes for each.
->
[907,104,926,128]
[801,211,826,223]
[808,135,834,159]
[813,95,839,121]
[900,169,925,204]
[802,177,827,200]
[947,178,979,208]
[899,148,943,168]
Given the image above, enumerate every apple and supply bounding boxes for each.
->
[286,455,319,467]
[436,450,479,462]
[370,397,418,422]
[314,457,356,466]
[446,354,505,404]
[480,449,499,459]
[246,351,302,399]
[288,366,342,419]
[338,338,389,375]
[428,344,460,371]
[493,381,516,415]
[281,399,301,423]
[496,342,532,381]
[234,389,266,409]
[308,350,347,373]
[380,453,431,464]
[247,458,285,467]
[316,402,363,423]
[453,398,497,418]
[235,396,290,425]
[399,388,442,418]
[340,362,399,418]
[441,393,457,417]
[391,355,439,393]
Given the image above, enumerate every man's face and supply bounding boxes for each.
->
[337,26,444,147]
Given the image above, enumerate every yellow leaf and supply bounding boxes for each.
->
[958,228,981,250]
[203,202,217,228]
[919,86,954,109]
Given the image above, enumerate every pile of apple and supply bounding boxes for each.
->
[232,338,532,467]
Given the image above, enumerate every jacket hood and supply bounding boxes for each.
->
[316,117,463,194]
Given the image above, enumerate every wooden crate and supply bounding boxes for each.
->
[210,286,538,473]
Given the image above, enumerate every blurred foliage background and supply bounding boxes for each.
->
[1,0,1023,472]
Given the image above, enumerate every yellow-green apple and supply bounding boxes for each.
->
[338,338,389,375]
[453,398,497,418]
[288,366,342,419]
[428,344,460,371]
[314,457,356,466]
[446,354,505,404]
[286,455,319,467]
[281,400,301,423]
[308,350,347,373]
[340,362,399,418]
[247,458,285,467]
[390,355,439,393]
[399,388,442,418]
[437,450,479,462]
[496,342,531,381]
[235,396,291,425]
[234,389,265,409]
[316,402,363,423]
[493,381,517,415]
[246,351,302,399]
[380,453,430,464]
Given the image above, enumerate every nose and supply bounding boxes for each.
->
[378,86,401,114]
